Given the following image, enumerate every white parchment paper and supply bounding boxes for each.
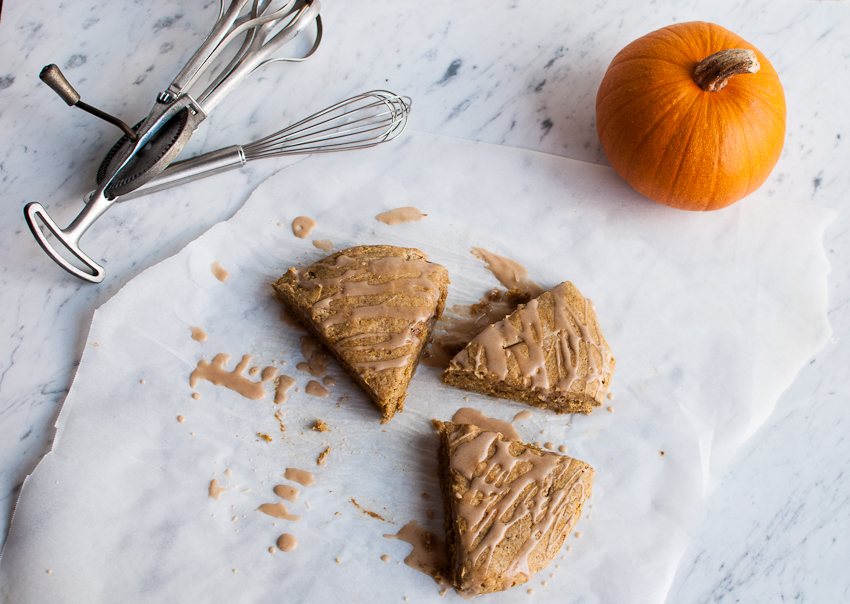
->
[0,133,833,603]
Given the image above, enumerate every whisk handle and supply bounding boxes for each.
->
[198,1,321,113]
[88,146,246,203]
[166,0,250,98]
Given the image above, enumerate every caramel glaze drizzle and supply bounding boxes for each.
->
[190,354,277,400]
[457,283,611,397]
[449,429,590,593]
[296,255,443,371]
[383,520,451,587]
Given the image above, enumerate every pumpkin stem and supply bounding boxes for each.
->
[693,49,760,92]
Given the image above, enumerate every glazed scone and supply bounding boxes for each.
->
[433,420,593,595]
[442,281,615,414]
[272,245,449,422]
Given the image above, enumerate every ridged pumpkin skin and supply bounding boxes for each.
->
[596,22,786,211]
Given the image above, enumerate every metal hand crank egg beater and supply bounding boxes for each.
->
[26,0,323,284]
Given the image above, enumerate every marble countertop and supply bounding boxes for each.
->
[1,0,848,601]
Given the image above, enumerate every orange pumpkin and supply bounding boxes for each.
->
[595,22,786,211]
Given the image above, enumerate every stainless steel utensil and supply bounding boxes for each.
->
[90,91,411,202]
[25,0,322,283]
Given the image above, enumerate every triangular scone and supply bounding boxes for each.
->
[272,245,449,422]
[433,420,593,596]
[442,281,615,414]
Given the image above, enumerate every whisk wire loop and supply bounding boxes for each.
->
[243,91,410,158]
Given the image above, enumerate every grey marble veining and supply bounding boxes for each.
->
[0,0,848,601]
[668,377,850,603]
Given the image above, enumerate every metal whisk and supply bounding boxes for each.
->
[95,90,411,202]
[28,0,324,283]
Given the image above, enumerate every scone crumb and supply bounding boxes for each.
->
[312,419,330,432]
[317,446,331,466]
[350,497,387,521]
[258,432,273,442]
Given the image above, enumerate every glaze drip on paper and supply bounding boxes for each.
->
[472,248,544,298]
[292,216,317,238]
[210,262,229,282]
[190,354,277,400]
[297,335,329,378]
[274,375,296,404]
[284,468,316,487]
[256,502,302,521]
[384,520,451,587]
[375,207,427,225]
